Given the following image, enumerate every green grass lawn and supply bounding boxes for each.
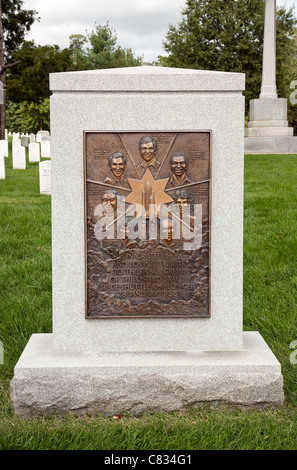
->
[0,144,297,450]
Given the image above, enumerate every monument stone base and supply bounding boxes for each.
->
[244,98,297,154]
[10,332,284,417]
[244,136,297,154]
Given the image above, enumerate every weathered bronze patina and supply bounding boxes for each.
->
[84,131,211,318]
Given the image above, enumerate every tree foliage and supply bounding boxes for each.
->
[1,0,38,63]
[0,0,39,137]
[5,98,49,133]
[159,0,297,117]
[5,22,142,132]
[7,41,72,102]
[6,41,72,131]
[6,20,142,104]
[68,22,143,70]
[68,34,88,70]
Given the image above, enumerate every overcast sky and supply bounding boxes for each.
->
[22,0,296,63]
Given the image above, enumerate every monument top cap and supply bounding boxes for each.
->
[50,65,245,92]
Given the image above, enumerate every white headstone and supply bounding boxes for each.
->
[12,138,21,151]
[21,136,29,147]
[37,130,50,142]
[0,140,8,157]
[29,142,40,163]
[12,145,26,170]
[0,152,5,179]
[29,133,36,143]
[41,140,51,158]
[4,129,8,140]
[39,160,51,194]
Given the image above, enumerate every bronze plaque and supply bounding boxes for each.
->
[84,131,211,318]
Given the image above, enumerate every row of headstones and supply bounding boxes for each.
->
[0,131,51,195]
[2,129,48,140]
[0,150,51,195]
[11,139,51,168]
[9,130,50,143]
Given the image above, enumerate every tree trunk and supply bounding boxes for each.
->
[0,83,6,140]
[0,0,5,139]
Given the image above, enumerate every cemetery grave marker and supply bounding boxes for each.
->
[10,66,284,416]
[29,142,41,163]
[12,145,26,170]
[39,160,51,195]
[0,152,5,179]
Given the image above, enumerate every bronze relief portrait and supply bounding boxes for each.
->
[84,131,211,318]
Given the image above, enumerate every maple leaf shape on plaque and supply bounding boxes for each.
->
[125,168,173,216]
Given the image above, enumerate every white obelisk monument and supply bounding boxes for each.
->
[260,0,277,99]
[245,0,297,153]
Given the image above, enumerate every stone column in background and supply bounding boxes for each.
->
[260,0,278,99]
[244,0,296,153]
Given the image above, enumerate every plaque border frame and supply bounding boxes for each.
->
[83,130,212,319]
